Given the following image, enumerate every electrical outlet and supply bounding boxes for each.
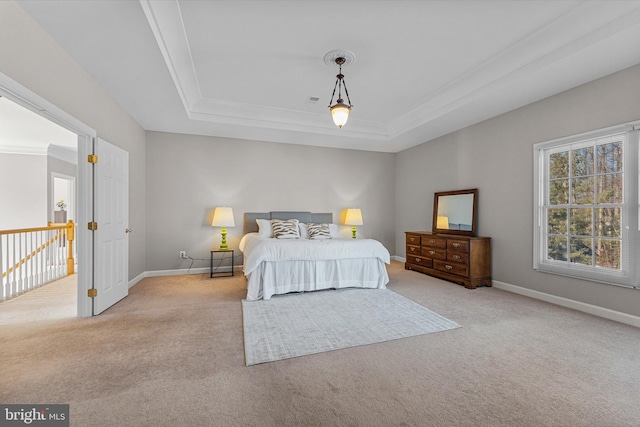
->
[179,251,187,259]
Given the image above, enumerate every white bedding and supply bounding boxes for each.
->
[240,233,391,300]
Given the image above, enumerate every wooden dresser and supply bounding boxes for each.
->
[405,231,491,289]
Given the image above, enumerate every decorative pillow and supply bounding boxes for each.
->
[307,223,332,240]
[329,223,338,237]
[256,219,274,238]
[271,219,300,239]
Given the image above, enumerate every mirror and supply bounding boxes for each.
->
[432,189,478,236]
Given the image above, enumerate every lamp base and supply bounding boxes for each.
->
[351,225,357,239]
[219,227,229,250]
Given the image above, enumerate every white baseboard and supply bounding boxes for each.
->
[392,256,406,262]
[131,265,243,282]
[493,280,640,328]
[128,271,146,289]
[145,267,211,277]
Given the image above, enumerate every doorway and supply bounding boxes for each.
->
[51,173,76,224]
[0,72,96,317]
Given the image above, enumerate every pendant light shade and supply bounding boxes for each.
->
[330,101,351,128]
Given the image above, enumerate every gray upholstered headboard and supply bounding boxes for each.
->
[244,212,333,234]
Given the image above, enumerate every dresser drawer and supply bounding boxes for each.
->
[447,239,469,253]
[434,260,468,277]
[422,247,446,260]
[407,255,433,268]
[406,245,420,256]
[406,234,421,245]
[422,236,447,249]
[447,252,468,264]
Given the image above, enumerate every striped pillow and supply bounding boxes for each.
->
[307,223,332,240]
[271,219,300,239]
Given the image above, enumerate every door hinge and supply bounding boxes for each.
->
[88,222,98,231]
[88,154,98,163]
[87,288,97,298]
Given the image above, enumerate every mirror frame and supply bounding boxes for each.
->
[432,188,478,236]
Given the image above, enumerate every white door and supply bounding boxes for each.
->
[93,138,129,315]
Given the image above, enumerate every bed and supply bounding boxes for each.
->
[239,211,390,300]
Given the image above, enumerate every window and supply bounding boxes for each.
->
[533,123,639,288]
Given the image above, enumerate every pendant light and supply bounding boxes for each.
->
[328,56,353,128]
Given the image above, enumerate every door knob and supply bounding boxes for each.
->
[125,228,133,233]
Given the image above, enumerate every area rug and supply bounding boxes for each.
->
[241,288,460,366]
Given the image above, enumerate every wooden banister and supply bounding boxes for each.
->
[0,223,69,235]
[1,221,76,279]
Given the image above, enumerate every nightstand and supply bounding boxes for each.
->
[210,249,234,278]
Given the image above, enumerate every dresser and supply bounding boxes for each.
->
[405,231,491,289]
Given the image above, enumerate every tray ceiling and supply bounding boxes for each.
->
[16,0,640,152]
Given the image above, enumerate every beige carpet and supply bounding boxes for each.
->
[0,274,76,325]
[1,262,640,426]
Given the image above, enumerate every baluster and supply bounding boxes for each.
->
[48,228,53,282]
[21,233,26,292]
[30,231,35,291]
[57,230,62,278]
[17,233,22,294]
[26,231,31,291]
[12,233,17,298]
[28,232,32,289]
[36,231,41,287]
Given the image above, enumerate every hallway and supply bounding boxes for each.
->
[0,274,76,325]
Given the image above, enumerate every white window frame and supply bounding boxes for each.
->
[533,121,640,289]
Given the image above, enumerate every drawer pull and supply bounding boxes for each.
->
[410,237,416,242]
[429,240,435,244]
[410,247,416,252]
[452,243,460,248]
[453,255,461,260]
[429,250,435,255]
[415,258,421,263]
[445,265,453,270]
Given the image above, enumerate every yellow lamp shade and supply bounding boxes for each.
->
[345,208,363,226]
[436,215,449,229]
[212,207,235,227]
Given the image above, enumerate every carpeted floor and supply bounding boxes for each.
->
[0,274,76,325]
[1,261,640,426]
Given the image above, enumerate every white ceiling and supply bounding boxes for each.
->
[14,0,640,153]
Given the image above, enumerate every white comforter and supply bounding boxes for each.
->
[240,233,391,274]
[239,233,391,300]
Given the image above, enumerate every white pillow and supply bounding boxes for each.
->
[299,223,309,239]
[329,223,338,237]
[256,219,273,238]
[271,219,300,239]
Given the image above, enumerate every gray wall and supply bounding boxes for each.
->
[0,1,146,280]
[145,131,396,271]
[0,153,47,229]
[396,63,640,317]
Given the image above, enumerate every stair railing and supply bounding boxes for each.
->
[0,221,75,302]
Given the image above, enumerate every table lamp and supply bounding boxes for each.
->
[345,208,363,239]
[212,206,235,250]
[437,215,450,229]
